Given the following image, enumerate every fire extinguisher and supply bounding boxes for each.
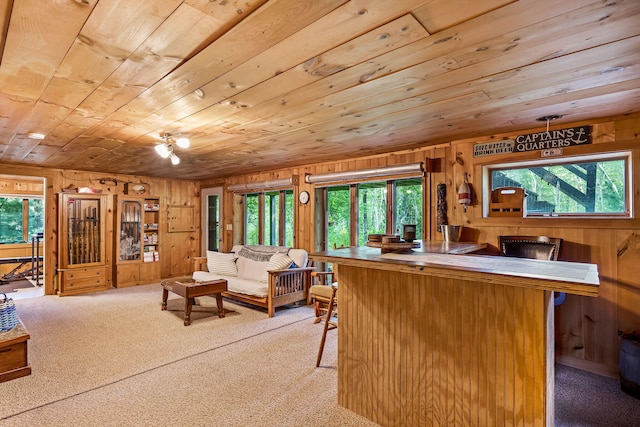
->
[457,173,471,212]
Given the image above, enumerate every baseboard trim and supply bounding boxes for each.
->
[556,354,619,379]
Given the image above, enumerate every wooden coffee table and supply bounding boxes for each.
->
[161,277,227,326]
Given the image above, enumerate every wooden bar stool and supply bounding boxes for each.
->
[309,271,336,323]
[315,284,337,367]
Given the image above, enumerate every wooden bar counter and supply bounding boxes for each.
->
[310,244,599,427]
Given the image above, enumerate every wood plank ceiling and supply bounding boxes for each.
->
[0,0,639,180]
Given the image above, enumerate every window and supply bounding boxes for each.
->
[245,193,259,244]
[326,186,350,250]
[244,190,294,246]
[264,191,280,245]
[0,196,44,243]
[485,152,630,217]
[206,194,219,252]
[284,190,294,247]
[358,182,387,246]
[394,178,423,237]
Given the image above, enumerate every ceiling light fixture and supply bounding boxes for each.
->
[536,114,563,133]
[154,132,190,165]
[27,132,45,140]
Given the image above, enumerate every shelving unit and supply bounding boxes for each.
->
[143,198,160,264]
[114,196,161,287]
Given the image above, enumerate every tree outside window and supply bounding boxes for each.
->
[245,193,259,244]
[0,197,44,243]
[394,178,423,238]
[326,186,350,249]
[358,182,386,246]
[490,154,628,216]
[264,191,280,246]
[244,190,294,246]
[284,190,294,247]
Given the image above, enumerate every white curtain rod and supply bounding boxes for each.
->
[227,177,294,192]
[305,162,424,184]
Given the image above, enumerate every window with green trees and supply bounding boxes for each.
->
[394,178,423,237]
[358,182,387,246]
[488,152,629,216]
[245,193,259,244]
[326,186,350,249]
[0,197,44,243]
[284,190,294,247]
[321,177,424,249]
[244,190,294,246]
[264,191,279,245]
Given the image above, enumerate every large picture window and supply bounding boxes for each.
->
[320,176,423,249]
[0,196,44,243]
[485,152,630,217]
[244,189,294,246]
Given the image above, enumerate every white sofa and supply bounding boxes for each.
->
[193,245,313,317]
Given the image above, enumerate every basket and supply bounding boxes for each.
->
[0,292,19,332]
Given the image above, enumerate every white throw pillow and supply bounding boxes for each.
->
[206,251,237,277]
[260,252,293,283]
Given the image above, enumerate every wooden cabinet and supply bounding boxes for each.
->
[168,205,194,232]
[117,198,142,262]
[58,193,109,296]
[114,197,161,287]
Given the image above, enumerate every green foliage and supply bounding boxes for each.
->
[245,194,259,244]
[395,179,423,237]
[0,197,44,243]
[358,183,386,246]
[264,192,279,245]
[493,158,626,214]
[284,190,294,247]
[327,186,350,249]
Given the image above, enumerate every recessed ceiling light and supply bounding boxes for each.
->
[27,132,45,140]
[194,88,204,98]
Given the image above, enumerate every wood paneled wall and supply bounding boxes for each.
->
[221,112,640,377]
[337,264,553,426]
[0,165,201,296]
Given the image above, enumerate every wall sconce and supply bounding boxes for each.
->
[154,133,190,165]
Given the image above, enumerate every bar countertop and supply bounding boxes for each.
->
[310,242,600,297]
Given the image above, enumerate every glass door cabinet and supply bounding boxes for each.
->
[58,193,109,295]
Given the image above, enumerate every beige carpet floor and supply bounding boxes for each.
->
[0,284,378,427]
[3,284,639,426]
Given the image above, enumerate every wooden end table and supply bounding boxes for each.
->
[161,277,227,326]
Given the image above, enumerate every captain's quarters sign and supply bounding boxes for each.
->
[514,125,592,152]
[473,140,515,157]
[473,125,592,157]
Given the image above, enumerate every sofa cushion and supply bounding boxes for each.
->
[236,249,270,280]
[206,251,237,276]
[260,252,294,282]
[193,272,269,300]
[288,248,308,268]
[238,246,273,262]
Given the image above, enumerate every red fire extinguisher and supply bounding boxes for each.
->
[457,173,471,212]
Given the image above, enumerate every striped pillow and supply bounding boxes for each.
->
[206,251,238,277]
[260,252,293,282]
